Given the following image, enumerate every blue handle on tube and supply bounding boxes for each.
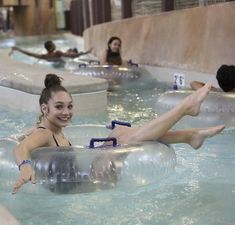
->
[106,120,131,130]
[89,137,117,148]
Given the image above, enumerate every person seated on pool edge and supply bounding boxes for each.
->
[12,73,225,194]
[9,40,93,61]
[100,36,129,66]
[190,64,235,92]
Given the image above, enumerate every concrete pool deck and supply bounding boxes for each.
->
[0,49,108,116]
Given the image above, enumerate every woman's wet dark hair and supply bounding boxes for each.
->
[107,36,121,49]
[216,65,235,92]
[39,74,69,105]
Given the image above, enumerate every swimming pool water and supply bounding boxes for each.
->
[0,80,235,225]
[1,38,235,225]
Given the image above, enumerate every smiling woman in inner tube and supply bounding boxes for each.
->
[12,73,225,194]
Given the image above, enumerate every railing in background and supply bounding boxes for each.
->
[132,0,162,17]
[70,0,231,35]
[176,0,226,9]
[131,0,227,16]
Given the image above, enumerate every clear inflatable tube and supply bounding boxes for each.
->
[157,90,235,113]
[156,90,235,128]
[30,141,176,194]
[0,125,176,194]
[64,63,147,90]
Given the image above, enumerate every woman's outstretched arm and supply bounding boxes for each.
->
[60,48,93,58]
[12,130,51,194]
[10,46,45,59]
[190,81,205,90]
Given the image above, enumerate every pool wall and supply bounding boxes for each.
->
[84,2,235,77]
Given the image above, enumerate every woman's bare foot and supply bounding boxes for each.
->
[183,82,212,116]
[189,125,225,149]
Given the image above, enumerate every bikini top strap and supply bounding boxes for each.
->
[52,134,60,147]
[37,126,59,146]
[37,126,71,147]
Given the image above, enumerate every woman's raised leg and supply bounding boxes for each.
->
[110,83,222,144]
[158,125,225,149]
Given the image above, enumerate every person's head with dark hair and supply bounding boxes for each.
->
[107,36,122,53]
[216,65,235,92]
[39,74,73,126]
[44,41,56,52]
[106,36,122,65]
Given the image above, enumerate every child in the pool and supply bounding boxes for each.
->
[190,64,235,92]
[10,40,92,61]
[12,73,225,194]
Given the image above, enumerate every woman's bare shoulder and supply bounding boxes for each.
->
[19,126,51,140]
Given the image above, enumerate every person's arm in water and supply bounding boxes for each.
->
[10,46,92,60]
[12,129,51,194]
[59,48,93,59]
[190,81,218,91]
[10,46,46,59]
[190,81,206,90]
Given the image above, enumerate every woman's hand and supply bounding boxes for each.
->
[12,164,36,194]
